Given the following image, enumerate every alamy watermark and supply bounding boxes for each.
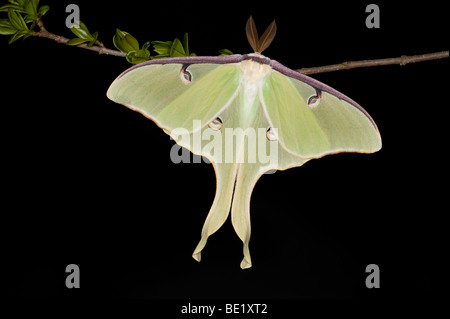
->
[365,263,380,288]
[366,4,380,28]
[65,264,80,289]
[168,120,279,171]
[65,4,80,28]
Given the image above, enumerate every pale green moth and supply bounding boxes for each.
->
[107,17,382,269]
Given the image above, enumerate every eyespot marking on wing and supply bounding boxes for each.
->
[307,89,322,108]
[179,64,193,84]
[266,127,277,141]
[208,117,223,130]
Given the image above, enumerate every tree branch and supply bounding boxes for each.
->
[29,20,448,72]
[297,51,449,75]
[32,19,126,57]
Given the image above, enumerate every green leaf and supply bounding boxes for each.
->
[152,34,195,58]
[125,41,151,64]
[140,48,150,58]
[113,29,139,53]
[218,48,233,56]
[23,14,36,24]
[125,50,136,64]
[87,31,98,47]
[0,18,12,27]
[32,0,40,10]
[151,40,172,58]
[70,21,93,40]
[142,41,150,51]
[0,26,16,35]
[151,40,171,53]
[126,48,150,64]
[66,37,89,46]
[170,38,186,57]
[38,4,49,17]
[78,21,91,33]
[8,30,25,44]
[8,9,28,31]
[22,28,33,40]
[24,0,39,15]
[70,25,90,40]
[8,0,26,6]
[182,32,189,56]
[0,4,25,13]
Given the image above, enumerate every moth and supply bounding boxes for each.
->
[107,16,381,268]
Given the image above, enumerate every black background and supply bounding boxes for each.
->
[1,0,446,306]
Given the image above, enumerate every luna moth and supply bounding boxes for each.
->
[106,17,381,269]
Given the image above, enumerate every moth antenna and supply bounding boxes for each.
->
[245,16,277,54]
[245,16,259,53]
[257,20,277,54]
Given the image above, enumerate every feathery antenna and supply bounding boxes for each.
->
[245,16,277,54]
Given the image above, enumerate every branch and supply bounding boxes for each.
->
[297,51,449,75]
[28,20,448,72]
[32,19,126,57]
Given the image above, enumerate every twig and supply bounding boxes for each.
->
[32,19,126,57]
[297,51,449,75]
[30,20,448,72]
